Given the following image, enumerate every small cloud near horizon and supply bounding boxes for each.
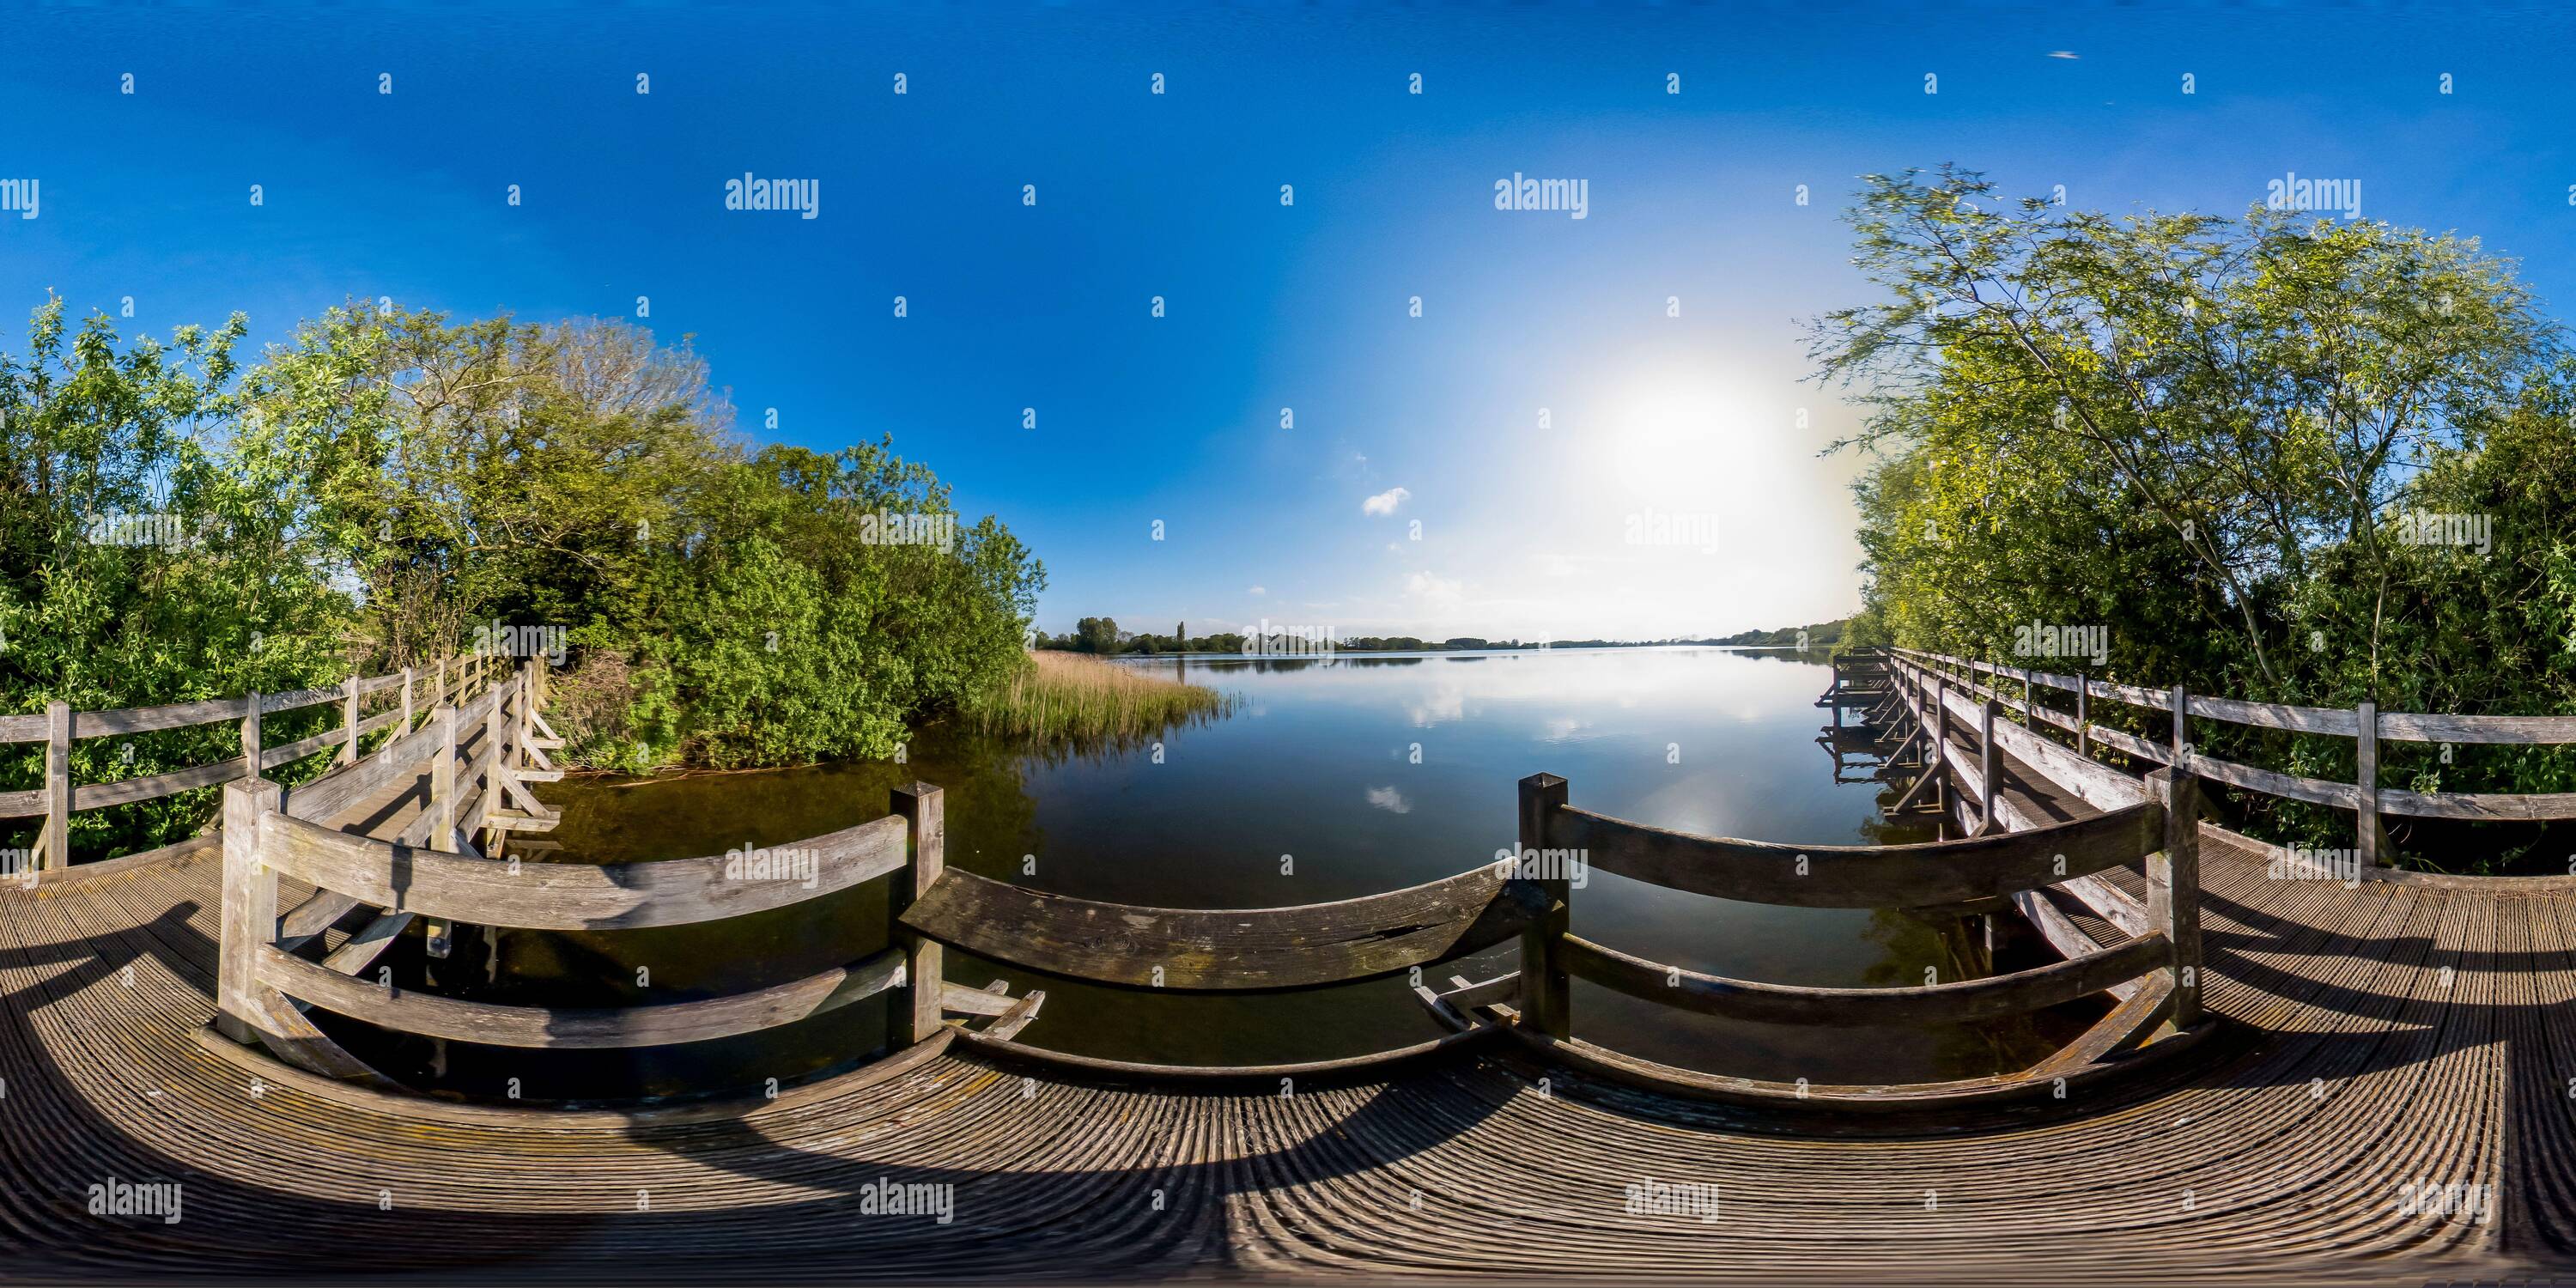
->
[2048,50,2079,58]
[1362,486,1412,516]
[1248,585,1267,596]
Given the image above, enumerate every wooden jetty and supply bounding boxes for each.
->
[3,647,2574,1281]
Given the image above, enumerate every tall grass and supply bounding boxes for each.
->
[969,651,1235,747]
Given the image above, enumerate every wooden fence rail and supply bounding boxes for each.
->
[1886,644,2576,872]
[5,651,509,872]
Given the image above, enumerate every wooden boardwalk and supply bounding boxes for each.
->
[6,686,2576,1281]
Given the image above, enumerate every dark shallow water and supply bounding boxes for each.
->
[322,647,2100,1103]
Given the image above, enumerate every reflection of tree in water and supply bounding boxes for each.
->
[1856,906,2064,1075]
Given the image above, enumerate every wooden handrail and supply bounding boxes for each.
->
[1546,799,2164,909]
[258,942,908,1049]
[897,865,1550,991]
[257,808,908,931]
[1558,930,2172,1026]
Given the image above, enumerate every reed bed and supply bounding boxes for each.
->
[969,651,1235,745]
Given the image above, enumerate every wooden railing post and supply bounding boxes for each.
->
[41,700,70,871]
[240,691,263,781]
[2147,763,2204,1029]
[399,666,415,738]
[1977,698,1997,833]
[2171,684,2190,763]
[889,783,945,1045]
[337,675,361,766]
[480,675,505,844]
[2075,671,2089,758]
[425,707,458,958]
[1516,773,1571,1038]
[2356,699,2381,872]
[2020,665,2033,725]
[215,775,285,1044]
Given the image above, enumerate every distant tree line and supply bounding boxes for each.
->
[1033,617,1850,655]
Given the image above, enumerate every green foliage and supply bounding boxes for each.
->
[1815,167,2576,868]
[1,298,350,854]
[3,298,1048,852]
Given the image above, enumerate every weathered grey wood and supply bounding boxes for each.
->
[0,710,43,743]
[1977,698,1997,834]
[2010,888,2143,1003]
[1987,714,2145,811]
[0,787,44,821]
[980,989,1045,1041]
[2075,671,2089,756]
[2373,786,2576,822]
[1516,773,1571,1038]
[889,783,945,1045]
[258,686,346,715]
[2089,723,2170,765]
[214,778,284,1044]
[73,754,249,811]
[82,696,252,736]
[259,810,908,929]
[2148,768,2203,1029]
[1552,799,2163,909]
[1557,931,2169,1026]
[276,889,363,952]
[2357,700,2380,872]
[321,910,416,975]
[337,677,361,767]
[2189,693,2359,736]
[259,726,347,771]
[2187,750,2352,808]
[957,1024,1499,1082]
[1439,971,1520,1012]
[2376,710,2576,744]
[431,708,458,854]
[261,944,907,1048]
[939,981,1017,1017]
[283,716,443,823]
[42,701,70,870]
[898,864,1548,991]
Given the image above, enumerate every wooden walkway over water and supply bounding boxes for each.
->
[5,650,2576,1282]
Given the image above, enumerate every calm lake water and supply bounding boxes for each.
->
[323,647,2099,1104]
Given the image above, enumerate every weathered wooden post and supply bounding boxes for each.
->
[2146,762,2204,1029]
[426,707,458,959]
[2075,671,2090,758]
[1516,773,1571,1038]
[889,783,946,1045]
[1977,698,1997,833]
[215,776,284,1044]
[41,700,70,871]
[398,665,415,739]
[336,675,361,766]
[240,692,263,782]
[480,674,506,844]
[2356,700,2380,872]
[2171,684,2190,763]
[2020,665,2034,725]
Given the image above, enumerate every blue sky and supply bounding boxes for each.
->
[7,3,2575,639]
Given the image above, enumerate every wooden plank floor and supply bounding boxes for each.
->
[4,727,2574,1283]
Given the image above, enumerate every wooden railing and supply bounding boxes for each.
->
[210,659,1016,1082]
[204,653,2210,1109]
[3,651,513,872]
[1887,645,2576,872]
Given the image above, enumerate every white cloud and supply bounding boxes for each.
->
[1364,786,1412,814]
[1362,486,1413,516]
[1248,585,1267,596]
[1403,569,1464,610]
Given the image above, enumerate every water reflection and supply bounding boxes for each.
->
[335,647,2098,1103]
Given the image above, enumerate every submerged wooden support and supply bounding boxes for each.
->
[1516,773,1571,1039]
[890,783,945,1046]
